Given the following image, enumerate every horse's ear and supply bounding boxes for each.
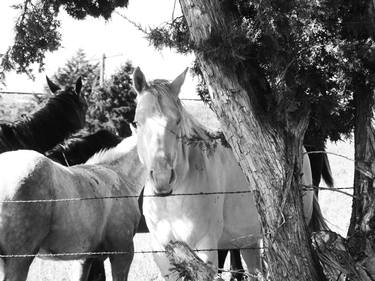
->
[75,77,83,95]
[46,76,60,94]
[133,67,148,94]
[170,68,188,96]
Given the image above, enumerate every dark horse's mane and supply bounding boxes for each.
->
[46,129,122,166]
[0,86,87,154]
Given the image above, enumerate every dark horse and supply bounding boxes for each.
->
[46,129,123,281]
[46,129,122,166]
[0,77,87,154]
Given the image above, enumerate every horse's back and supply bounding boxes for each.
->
[0,150,54,198]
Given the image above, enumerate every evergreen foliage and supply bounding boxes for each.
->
[52,49,135,137]
[146,0,373,144]
[86,62,135,137]
[3,0,375,144]
[1,0,128,78]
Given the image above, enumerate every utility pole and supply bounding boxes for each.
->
[100,53,106,87]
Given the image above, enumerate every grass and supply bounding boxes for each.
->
[0,97,355,280]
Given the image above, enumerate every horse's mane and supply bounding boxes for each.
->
[148,80,229,150]
[0,87,87,154]
[46,129,122,166]
[86,134,137,165]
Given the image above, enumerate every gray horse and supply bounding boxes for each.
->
[0,135,146,281]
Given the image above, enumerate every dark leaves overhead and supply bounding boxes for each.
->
[51,0,128,20]
[1,1,61,76]
[1,0,128,78]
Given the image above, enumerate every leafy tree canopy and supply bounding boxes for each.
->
[1,0,128,77]
[3,0,375,145]
[147,0,374,145]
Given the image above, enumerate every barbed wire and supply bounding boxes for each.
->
[0,90,203,102]
[0,90,45,96]
[304,150,354,162]
[0,190,252,204]
[0,246,264,259]
[0,184,355,204]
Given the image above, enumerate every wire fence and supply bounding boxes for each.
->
[0,149,354,258]
[0,185,354,204]
[0,90,203,101]
[0,90,45,96]
[0,102,356,261]
[0,246,265,259]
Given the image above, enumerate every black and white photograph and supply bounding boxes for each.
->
[0,0,369,280]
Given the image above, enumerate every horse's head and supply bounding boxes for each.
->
[46,76,88,127]
[133,67,188,196]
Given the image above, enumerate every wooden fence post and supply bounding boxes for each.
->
[165,241,216,280]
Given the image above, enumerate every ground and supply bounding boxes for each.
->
[0,95,354,280]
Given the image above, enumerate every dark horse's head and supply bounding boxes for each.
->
[0,77,89,153]
[46,76,87,129]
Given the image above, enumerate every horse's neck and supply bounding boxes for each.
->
[25,102,81,152]
[105,147,146,196]
[180,140,247,193]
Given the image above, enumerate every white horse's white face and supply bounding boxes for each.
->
[133,67,188,196]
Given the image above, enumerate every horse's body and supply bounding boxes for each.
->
[132,68,324,280]
[47,129,129,281]
[0,135,146,281]
[0,77,87,154]
[46,129,123,281]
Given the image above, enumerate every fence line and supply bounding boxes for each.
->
[0,90,203,102]
[0,185,355,204]
[0,91,46,96]
[0,246,264,259]
[305,150,354,162]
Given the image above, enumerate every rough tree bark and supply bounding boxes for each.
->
[306,63,375,280]
[178,1,324,280]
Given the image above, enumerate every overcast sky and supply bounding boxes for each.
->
[0,0,197,98]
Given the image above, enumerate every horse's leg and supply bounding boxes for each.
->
[195,236,219,274]
[149,236,180,281]
[3,257,34,281]
[1,209,50,281]
[80,259,106,281]
[240,240,262,277]
[83,259,106,281]
[218,249,228,273]
[79,259,93,281]
[109,244,134,281]
[229,250,245,281]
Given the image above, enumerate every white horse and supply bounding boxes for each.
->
[0,135,146,281]
[132,67,321,280]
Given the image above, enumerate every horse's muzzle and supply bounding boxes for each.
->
[149,169,176,195]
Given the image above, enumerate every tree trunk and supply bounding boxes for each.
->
[345,0,375,276]
[348,87,375,237]
[179,1,323,280]
[344,66,375,281]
